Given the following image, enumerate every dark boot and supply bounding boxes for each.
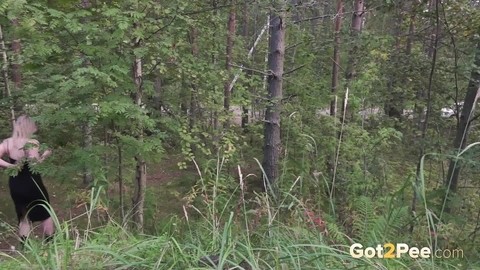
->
[19,235,27,250]
[43,234,53,244]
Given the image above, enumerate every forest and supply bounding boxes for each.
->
[0,0,479,269]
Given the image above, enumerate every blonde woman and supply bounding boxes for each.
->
[0,115,53,245]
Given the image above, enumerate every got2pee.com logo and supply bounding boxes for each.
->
[350,243,463,259]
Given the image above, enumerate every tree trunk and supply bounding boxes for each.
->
[411,0,440,232]
[224,2,236,128]
[261,15,270,111]
[342,0,364,118]
[405,12,415,55]
[80,0,93,186]
[330,0,343,116]
[384,2,404,119]
[407,6,420,129]
[425,0,437,58]
[415,0,434,126]
[131,35,147,232]
[153,76,162,113]
[263,7,285,188]
[11,19,21,90]
[242,70,252,129]
[189,27,199,129]
[212,0,219,130]
[116,137,125,222]
[345,0,364,82]
[132,155,147,231]
[0,24,15,127]
[83,122,93,186]
[445,43,480,197]
[10,18,22,115]
[241,0,250,129]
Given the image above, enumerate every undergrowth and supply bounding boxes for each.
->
[0,154,473,269]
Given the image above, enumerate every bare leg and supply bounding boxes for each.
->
[18,217,30,237]
[41,217,55,239]
[18,217,31,249]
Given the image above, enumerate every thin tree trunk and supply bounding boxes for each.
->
[212,0,219,130]
[116,137,125,222]
[415,0,434,126]
[426,0,437,58]
[180,73,189,115]
[243,70,253,129]
[80,0,94,186]
[251,2,260,121]
[153,76,162,113]
[11,19,21,90]
[262,15,271,106]
[189,27,199,129]
[226,13,269,126]
[326,0,343,203]
[0,24,15,127]
[407,5,419,128]
[132,154,147,231]
[82,123,93,186]
[330,0,343,116]
[444,43,480,201]
[131,33,147,232]
[10,18,22,115]
[241,0,250,129]
[406,13,415,55]
[263,7,285,188]
[345,0,364,82]
[411,0,440,232]
[440,0,461,129]
[224,1,236,128]
[222,4,270,129]
[342,0,364,118]
[385,3,404,119]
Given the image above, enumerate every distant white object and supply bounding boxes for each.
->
[91,103,101,113]
[230,105,261,126]
[358,107,382,118]
[441,102,463,118]
[441,107,455,118]
[402,109,414,119]
[316,108,331,117]
[309,103,464,120]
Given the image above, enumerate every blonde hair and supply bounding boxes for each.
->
[12,115,37,138]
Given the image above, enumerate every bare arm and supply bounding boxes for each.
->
[0,141,15,168]
[25,139,51,163]
[39,149,52,162]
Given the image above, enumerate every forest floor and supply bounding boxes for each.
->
[0,155,198,252]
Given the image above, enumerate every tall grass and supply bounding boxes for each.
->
[0,155,472,269]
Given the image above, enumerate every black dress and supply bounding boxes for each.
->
[8,158,51,222]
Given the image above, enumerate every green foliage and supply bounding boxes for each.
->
[0,163,468,269]
[352,196,410,246]
[0,0,479,268]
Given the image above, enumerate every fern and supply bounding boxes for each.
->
[352,196,376,244]
[372,206,410,243]
[325,219,346,244]
[353,196,410,245]
[0,0,27,16]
